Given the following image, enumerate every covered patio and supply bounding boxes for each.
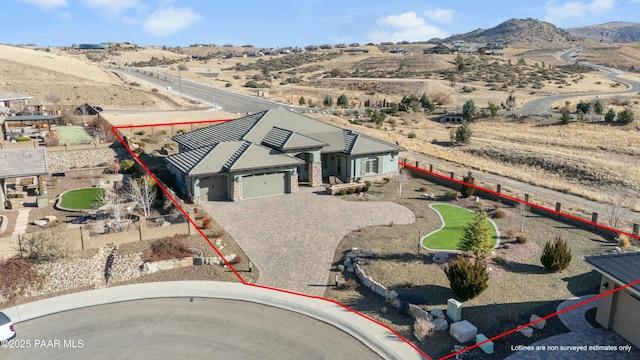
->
[0,147,49,210]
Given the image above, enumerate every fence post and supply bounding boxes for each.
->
[429,164,433,172]
[555,202,562,214]
[524,194,529,203]
[80,227,85,250]
[633,224,639,236]
[139,227,143,242]
[496,184,501,194]
[450,172,455,179]
[415,161,419,168]
[591,212,598,225]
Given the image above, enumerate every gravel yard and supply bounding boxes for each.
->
[324,176,623,359]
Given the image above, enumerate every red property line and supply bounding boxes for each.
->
[111,121,432,360]
[400,162,640,241]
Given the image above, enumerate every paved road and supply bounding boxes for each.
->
[520,46,640,115]
[1,298,381,360]
[111,66,295,114]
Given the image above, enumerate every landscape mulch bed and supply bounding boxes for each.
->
[324,176,618,359]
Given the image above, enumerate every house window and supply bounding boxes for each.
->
[364,158,378,175]
[321,154,328,169]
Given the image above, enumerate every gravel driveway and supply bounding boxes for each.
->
[202,187,415,296]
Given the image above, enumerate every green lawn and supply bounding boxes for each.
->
[54,126,93,145]
[60,188,106,210]
[422,203,498,251]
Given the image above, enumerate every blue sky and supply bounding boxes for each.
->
[2,0,640,47]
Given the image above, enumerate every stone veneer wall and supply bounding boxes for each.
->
[310,162,323,187]
[232,180,242,201]
[290,173,299,193]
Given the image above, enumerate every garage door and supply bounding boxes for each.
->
[242,172,286,200]
[199,175,227,200]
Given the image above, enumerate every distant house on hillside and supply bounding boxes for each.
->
[424,43,456,54]
[344,48,370,54]
[389,48,407,54]
[0,91,33,113]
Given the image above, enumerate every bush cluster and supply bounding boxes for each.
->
[444,255,489,301]
[540,236,572,272]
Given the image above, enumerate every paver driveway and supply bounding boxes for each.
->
[202,187,415,296]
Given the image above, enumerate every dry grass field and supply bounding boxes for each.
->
[2,41,639,214]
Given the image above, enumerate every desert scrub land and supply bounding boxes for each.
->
[324,176,628,359]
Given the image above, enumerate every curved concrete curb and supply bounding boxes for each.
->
[0,281,427,360]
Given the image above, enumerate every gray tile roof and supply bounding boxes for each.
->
[262,127,327,151]
[166,140,303,176]
[585,252,640,293]
[0,148,48,178]
[173,109,404,155]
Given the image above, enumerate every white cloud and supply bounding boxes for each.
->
[142,6,201,36]
[17,0,67,10]
[544,0,615,23]
[369,11,448,43]
[424,9,454,23]
[83,0,140,15]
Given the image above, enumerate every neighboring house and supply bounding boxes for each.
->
[439,114,465,124]
[0,147,49,210]
[424,43,457,54]
[0,91,32,113]
[585,252,640,349]
[166,109,404,202]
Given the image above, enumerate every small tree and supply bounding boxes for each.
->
[604,108,616,123]
[576,100,591,114]
[506,94,516,113]
[560,108,571,124]
[460,170,475,198]
[323,95,334,107]
[23,230,68,263]
[298,96,306,106]
[458,206,493,258]
[450,121,472,145]
[444,255,489,301]
[126,175,157,217]
[593,99,603,115]
[617,108,635,125]
[462,100,476,120]
[337,94,348,107]
[540,236,572,273]
[120,159,136,174]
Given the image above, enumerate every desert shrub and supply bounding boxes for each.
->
[225,82,233,87]
[414,318,436,341]
[120,159,135,174]
[380,306,388,314]
[354,186,362,193]
[160,130,168,135]
[364,180,372,187]
[444,190,458,198]
[444,255,489,300]
[341,278,359,290]
[493,208,507,219]
[229,255,243,265]
[540,236,572,272]
[0,257,42,302]
[461,170,475,198]
[151,88,159,93]
[339,189,347,196]
[211,229,225,238]
[16,136,32,142]
[618,234,631,247]
[493,256,507,266]
[516,235,529,244]
[23,231,68,263]
[362,186,369,192]
[193,207,199,214]
[419,186,429,192]
[143,235,194,262]
[383,177,390,183]
[504,228,518,239]
[202,216,213,229]
[398,280,414,288]
[408,132,417,139]
[97,161,109,167]
[346,188,355,194]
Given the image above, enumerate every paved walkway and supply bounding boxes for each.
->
[11,208,31,236]
[202,187,415,296]
[504,295,639,360]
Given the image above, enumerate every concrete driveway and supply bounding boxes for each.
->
[202,187,415,296]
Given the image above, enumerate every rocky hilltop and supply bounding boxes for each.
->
[435,18,576,44]
[568,22,640,42]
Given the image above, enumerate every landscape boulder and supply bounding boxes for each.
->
[433,252,449,263]
[431,308,445,318]
[434,318,449,331]
[530,314,546,330]
[519,326,534,338]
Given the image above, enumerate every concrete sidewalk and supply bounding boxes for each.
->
[0,281,428,360]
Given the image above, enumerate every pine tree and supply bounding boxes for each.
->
[458,206,493,258]
[605,108,616,123]
[461,170,475,198]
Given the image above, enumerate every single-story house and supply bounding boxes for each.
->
[424,43,456,55]
[585,252,640,349]
[0,91,32,112]
[0,147,49,210]
[166,109,405,202]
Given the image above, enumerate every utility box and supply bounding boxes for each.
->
[450,320,477,343]
[447,298,462,322]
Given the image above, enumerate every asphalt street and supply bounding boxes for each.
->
[1,298,381,360]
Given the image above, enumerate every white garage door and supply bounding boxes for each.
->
[242,173,286,200]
